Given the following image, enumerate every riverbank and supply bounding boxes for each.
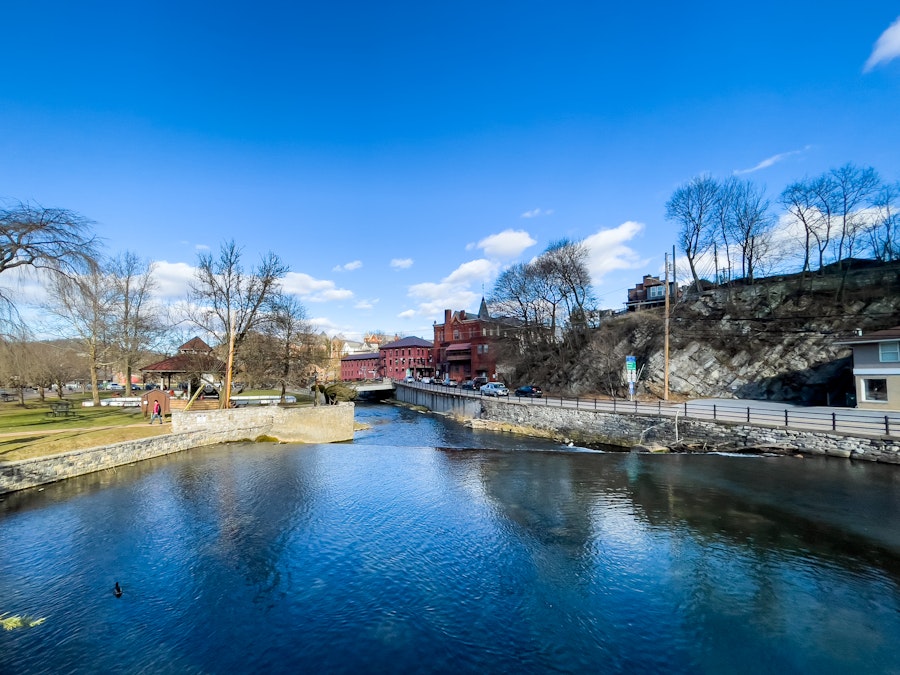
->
[0,404,355,495]
[390,388,900,463]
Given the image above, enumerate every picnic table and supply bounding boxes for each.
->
[46,401,74,417]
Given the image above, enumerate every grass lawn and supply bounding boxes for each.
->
[0,394,167,462]
[0,390,315,462]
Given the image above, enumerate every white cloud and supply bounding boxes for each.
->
[864,16,900,72]
[195,244,210,251]
[397,309,417,319]
[733,146,812,175]
[521,208,554,218]
[153,261,196,300]
[444,258,499,285]
[332,260,362,272]
[354,298,378,310]
[390,258,414,270]
[582,221,647,282]
[476,229,537,258]
[283,272,354,303]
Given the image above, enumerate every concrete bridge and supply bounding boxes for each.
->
[349,379,396,399]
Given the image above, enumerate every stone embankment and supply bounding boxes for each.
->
[474,399,900,463]
[0,404,354,495]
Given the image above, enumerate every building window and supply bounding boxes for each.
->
[880,341,899,362]
[453,330,460,340]
[863,378,888,402]
[648,285,665,299]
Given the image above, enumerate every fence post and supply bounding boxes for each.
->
[613,397,617,413]
[594,398,597,410]
[713,404,717,420]
[684,401,688,416]
[746,407,750,423]
[886,416,891,436]
[784,410,789,427]
[832,412,836,431]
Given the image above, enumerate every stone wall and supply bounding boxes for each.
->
[0,404,355,495]
[171,403,355,444]
[477,399,900,464]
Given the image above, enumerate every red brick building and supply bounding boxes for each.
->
[433,299,504,383]
[340,352,381,381]
[380,336,434,381]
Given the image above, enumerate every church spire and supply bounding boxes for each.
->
[478,296,490,320]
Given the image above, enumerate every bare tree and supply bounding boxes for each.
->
[780,178,823,279]
[490,263,551,348]
[188,240,288,406]
[44,268,119,406]
[110,252,161,395]
[712,176,739,284]
[727,180,773,284]
[867,182,899,261]
[261,294,314,402]
[829,164,881,265]
[0,202,98,313]
[535,239,595,329]
[665,175,719,291]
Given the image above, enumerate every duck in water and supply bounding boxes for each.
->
[114,582,123,598]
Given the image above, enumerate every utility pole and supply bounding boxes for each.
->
[664,252,670,401]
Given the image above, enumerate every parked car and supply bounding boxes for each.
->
[404,376,416,383]
[421,377,434,384]
[443,378,458,387]
[480,382,509,397]
[472,376,489,389]
[461,380,475,390]
[515,385,543,398]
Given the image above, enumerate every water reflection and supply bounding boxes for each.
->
[1,402,899,674]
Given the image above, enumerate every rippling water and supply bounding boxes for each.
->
[2,403,900,673]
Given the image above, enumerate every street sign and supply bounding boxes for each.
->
[625,356,637,384]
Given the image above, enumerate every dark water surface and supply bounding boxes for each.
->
[2,403,900,674]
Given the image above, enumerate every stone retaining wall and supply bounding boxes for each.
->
[477,400,900,464]
[0,404,355,495]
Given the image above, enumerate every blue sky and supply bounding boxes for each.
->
[2,2,899,341]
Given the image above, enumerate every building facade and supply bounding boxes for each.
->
[626,275,680,312]
[432,299,504,383]
[379,336,434,381]
[340,352,381,381]
[836,326,900,411]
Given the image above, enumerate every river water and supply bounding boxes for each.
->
[2,403,900,674]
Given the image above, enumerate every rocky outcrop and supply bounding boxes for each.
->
[580,263,900,404]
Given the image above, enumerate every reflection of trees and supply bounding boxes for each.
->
[621,454,900,576]
[166,445,323,595]
[461,451,623,555]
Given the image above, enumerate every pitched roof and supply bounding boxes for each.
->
[341,352,380,362]
[178,337,212,353]
[381,336,433,349]
[140,352,226,374]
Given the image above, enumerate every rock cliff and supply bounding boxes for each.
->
[575,262,900,404]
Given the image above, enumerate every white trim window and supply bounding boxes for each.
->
[863,378,888,402]
[880,341,899,363]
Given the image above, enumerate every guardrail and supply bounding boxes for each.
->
[400,381,899,438]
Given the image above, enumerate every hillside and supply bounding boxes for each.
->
[559,261,900,404]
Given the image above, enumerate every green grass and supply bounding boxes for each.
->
[0,390,314,462]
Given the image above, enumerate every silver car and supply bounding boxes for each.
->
[479,382,509,397]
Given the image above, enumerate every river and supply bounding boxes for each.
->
[1,402,899,673]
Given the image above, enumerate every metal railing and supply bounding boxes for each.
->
[401,381,899,438]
